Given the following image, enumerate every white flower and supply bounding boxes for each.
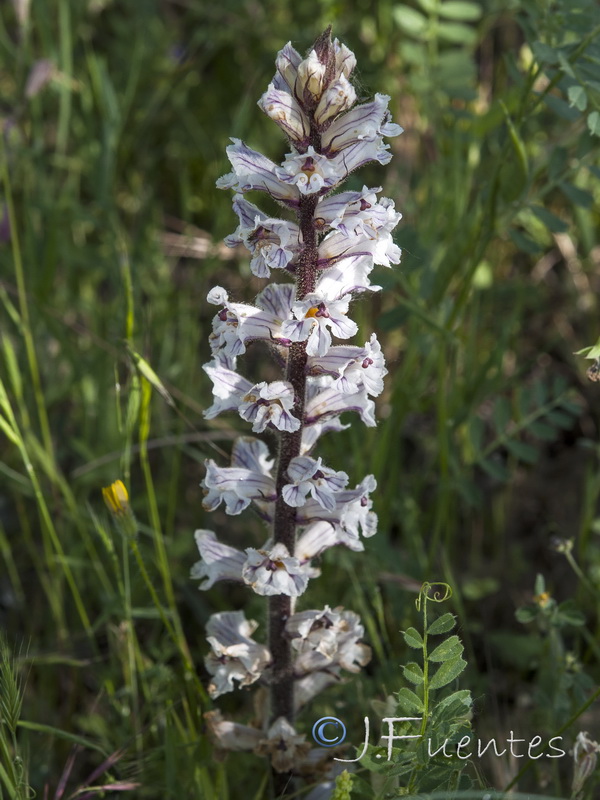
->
[316,255,380,297]
[217,139,300,206]
[286,606,372,675]
[282,455,348,511]
[254,717,311,774]
[300,416,350,455]
[295,520,343,563]
[191,530,245,590]
[281,294,358,357]
[315,194,402,294]
[308,334,387,396]
[202,459,276,515]
[295,671,341,713]
[322,93,403,155]
[242,542,311,597]
[296,475,378,549]
[203,361,252,418]
[230,436,274,474]
[238,380,300,433]
[319,192,402,254]
[255,281,296,321]
[206,285,293,359]
[225,195,300,278]
[204,709,262,751]
[305,382,377,427]
[316,186,381,234]
[205,611,271,698]
[277,147,341,195]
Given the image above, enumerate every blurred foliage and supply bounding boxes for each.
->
[0,0,600,797]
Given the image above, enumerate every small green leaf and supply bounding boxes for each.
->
[438,1,482,20]
[568,85,587,111]
[531,41,559,65]
[403,662,425,685]
[427,613,456,635]
[575,339,600,359]
[127,347,174,407]
[468,416,485,453]
[557,51,575,78]
[480,457,509,481]
[532,379,548,407]
[546,410,576,429]
[403,627,424,649]
[392,5,428,36]
[396,687,425,714]
[528,421,558,441]
[559,181,593,209]
[435,689,472,714]
[492,396,511,431]
[415,0,437,11]
[515,606,537,624]
[462,577,500,600]
[534,574,546,595]
[436,22,477,45]
[587,110,600,136]
[556,600,585,626]
[428,635,464,662]
[544,94,579,121]
[505,439,538,464]
[531,205,568,233]
[429,657,467,690]
[508,228,543,254]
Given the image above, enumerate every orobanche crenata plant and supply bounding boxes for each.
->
[192,27,403,791]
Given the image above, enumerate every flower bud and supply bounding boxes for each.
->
[296,49,327,107]
[102,480,129,516]
[572,731,600,795]
[258,83,310,145]
[102,480,137,538]
[315,74,356,126]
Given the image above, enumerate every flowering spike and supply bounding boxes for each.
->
[196,29,402,791]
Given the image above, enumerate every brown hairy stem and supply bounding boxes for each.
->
[269,168,320,800]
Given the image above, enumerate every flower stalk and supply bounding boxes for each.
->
[193,27,403,793]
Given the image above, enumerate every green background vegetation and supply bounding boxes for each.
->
[0,0,599,796]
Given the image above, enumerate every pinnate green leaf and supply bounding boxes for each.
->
[403,627,424,649]
[515,606,537,623]
[433,689,472,721]
[392,5,428,36]
[427,612,456,635]
[437,22,477,45]
[568,85,587,111]
[505,439,538,464]
[403,662,425,685]
[556,600,585,626]
[396,687,425,713]
[439,1,482,20]
[587,111,600,136]
[428,635,464,662]
[429,656,467,690]
[559,181,593,209]
[531,205,568,233]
